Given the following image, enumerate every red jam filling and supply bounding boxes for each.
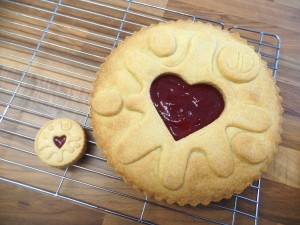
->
[53,135,67,149]
[150,74,225,141]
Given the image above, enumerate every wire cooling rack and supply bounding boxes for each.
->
[0,0,281,224]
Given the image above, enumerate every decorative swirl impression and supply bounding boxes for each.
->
[149,28,177,57]
[218,45,259,83]
[91,90,123,116]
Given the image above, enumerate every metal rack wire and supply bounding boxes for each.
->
[0,0,281,224]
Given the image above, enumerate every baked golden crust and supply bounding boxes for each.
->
[90,20,283,205]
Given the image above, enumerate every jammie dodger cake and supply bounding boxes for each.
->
[90,20,283,205]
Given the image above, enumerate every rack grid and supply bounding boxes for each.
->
[0,0,281,224]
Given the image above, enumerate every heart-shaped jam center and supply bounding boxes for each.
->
[150,74,224,141]
[53,135,67,149]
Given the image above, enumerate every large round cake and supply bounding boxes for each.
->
[90,20,283,205]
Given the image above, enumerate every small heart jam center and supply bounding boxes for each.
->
[53,135,67,149]
[150,74,225,141]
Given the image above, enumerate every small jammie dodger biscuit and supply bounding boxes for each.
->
[35,118,86,167]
